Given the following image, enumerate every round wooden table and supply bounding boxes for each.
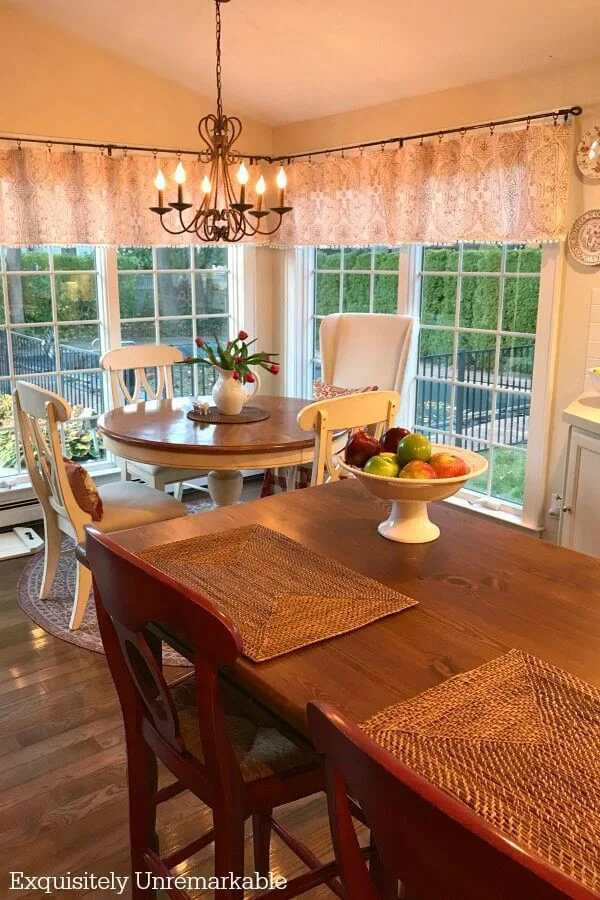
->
[97,395,345,506]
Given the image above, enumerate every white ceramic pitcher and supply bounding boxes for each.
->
[211,366,260,415]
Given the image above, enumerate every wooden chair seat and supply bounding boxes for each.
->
[173,677,318,783]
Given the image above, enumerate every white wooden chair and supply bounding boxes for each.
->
[15,381,187,630]
[297,390,400,485]
[101,344,206,499]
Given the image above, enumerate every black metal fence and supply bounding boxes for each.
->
[416,343,534,450]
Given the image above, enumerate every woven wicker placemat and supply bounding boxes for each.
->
[138,523,417,662]
[363,649,600,893]
[187,405,270,424]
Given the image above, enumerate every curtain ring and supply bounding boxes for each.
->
[381,142,386,152]
[308,154,312,164]
[489,124,495,136]
[526,116,531,130]
[398,138,403,149]
[99,145,105,156]
[325,150,331,158]
[72,143,76,155]
[17,139,22,151]
[341,149,345,159]
[553,111,559,126]
[176,150,181,160]
[359,145,364,155]
[460,128,466,138]
[123,147,128,158]
[438,132,443,144]
[46,141,52,153]
[420,136,424,146]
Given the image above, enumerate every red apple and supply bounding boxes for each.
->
[345,430,382,468]
[381,426,411,453]
[429,452,468,478]
[398,460,438,480]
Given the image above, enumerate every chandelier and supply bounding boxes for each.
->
[149,0,291,243]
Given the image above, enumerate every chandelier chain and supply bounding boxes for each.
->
[215,0,223,121]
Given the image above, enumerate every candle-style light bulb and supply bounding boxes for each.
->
[255,175,266,212]
[174,161,186,204]
[154,169,166,208]
[237,161,249,204]
[201,175,212,195]
[276,166,287,207]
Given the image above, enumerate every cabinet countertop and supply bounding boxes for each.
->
[563,392,600,436]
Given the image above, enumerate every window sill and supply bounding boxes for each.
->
[442,492,543,536]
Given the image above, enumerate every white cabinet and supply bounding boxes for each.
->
[560,426,600,558]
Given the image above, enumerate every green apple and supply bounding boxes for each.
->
[363,453,400,478]
[396,433,432,466]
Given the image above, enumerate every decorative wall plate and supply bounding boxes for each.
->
[568,210,600,266]
[576,125,600,179]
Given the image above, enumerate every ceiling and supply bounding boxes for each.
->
[12,0,600,126]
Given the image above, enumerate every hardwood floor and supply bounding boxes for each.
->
[0,484,337,898]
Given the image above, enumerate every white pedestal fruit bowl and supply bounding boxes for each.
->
[339,444,488,543]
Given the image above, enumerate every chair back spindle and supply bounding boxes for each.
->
[101,344,182,407]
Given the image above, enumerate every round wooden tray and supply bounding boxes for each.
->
[186,405,271,424]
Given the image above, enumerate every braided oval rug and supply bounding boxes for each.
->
[363,649,600,893]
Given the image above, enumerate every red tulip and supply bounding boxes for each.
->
[194,336,204,347]
[232,370,240,380]
[269,364,280,375]
[238,330,249,340]
[245,372,256,383]
[235,356,243,364]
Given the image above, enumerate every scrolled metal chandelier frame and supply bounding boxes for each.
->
[150,0,291,243]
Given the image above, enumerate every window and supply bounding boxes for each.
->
[0,245,241,486]
[116,246,233,397]
[310,247,402,382]
[414,243,542,509]
[0,246,104,479]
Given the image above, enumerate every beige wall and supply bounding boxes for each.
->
[0,3,272,154]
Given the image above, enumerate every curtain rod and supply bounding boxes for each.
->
[0,106,582,164]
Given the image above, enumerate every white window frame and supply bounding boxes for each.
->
[0,244,250,520]
[295,242,560,531]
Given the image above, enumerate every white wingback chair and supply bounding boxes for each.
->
[15,382,187,630]
[101,344,207,499]
[320,313,418,396]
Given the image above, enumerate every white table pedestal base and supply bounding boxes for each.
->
[377,499,440,543]
[207,470,243,507]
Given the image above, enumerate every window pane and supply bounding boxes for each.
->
[373,274,398,313]
[498,336,535,389]
[58,325,101,369]
[61,371,104,415]
[459,276,499,330]
[63,413,103,462]
[342,273,370,312]
[422,247,458,272]
[0,331,8,378]
[0,381,13,425]
[314,319,321,358]
[155,247,191,270]
[0,283,4,326]
[457,332,496,385]
[415,380,452,432]
[11,327,55,375]
[316,249,341,270]
[56,274,98,321]
[505,245,542,273]
[454,385,493,442]
[490,446,527,504]
[19,373,58,393]
[195,271,229,315]
[344,248,371,270]
[159,318,193,359]
[117,248,153,270]
[0,429,19,475]
[172,360,195,398]
[315,273,340,316]
[197,316,230,348]
[493,391,530,447]
[462,244,502,272]
[460,438,489,493]
[501,277,539,333]
[118,274,154,318]
[374,248,400,270]
[157,273,192,317]
[7,274,52,323]
[313,360,322,382]
[194,247,228,269]
[121,320,156,345]
[418,329,454,377]
[52,247,96,270]
[5,247,49,272]
[421,275,457,326]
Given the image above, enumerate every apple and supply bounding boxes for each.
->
[382,426,411,453]
[429,452,469,478]
[398,460,438,480]
[396,433,432,466]
[345,430,382,468]
[364,454,400,478]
